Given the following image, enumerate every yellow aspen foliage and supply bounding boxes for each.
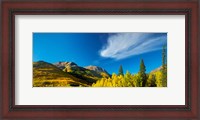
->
[92,64,166,87]
[155,71,163,87]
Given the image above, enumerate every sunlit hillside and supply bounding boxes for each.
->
[33,61,89,87]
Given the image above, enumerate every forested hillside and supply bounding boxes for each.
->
[92,46,167,87]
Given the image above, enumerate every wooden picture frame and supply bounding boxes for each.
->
[0,0,199,119]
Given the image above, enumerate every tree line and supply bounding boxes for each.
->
[92,46,167,87]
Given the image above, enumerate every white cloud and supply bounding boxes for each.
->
[100,33,167,60]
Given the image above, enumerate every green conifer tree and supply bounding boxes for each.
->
[118,65,124,76]
[161,45,167,87]
[138,59,147,87]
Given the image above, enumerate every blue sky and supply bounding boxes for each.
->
[33,33,167,74]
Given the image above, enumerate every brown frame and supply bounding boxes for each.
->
[0,0,199,119]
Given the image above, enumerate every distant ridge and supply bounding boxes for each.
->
[85,65,110,76]
[54,61,110,79]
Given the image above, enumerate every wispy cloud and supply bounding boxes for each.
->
[100,33,167,60]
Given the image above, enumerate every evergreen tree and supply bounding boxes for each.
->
[118,65,124,76]
[162,45,167,65]
[161,45,167,87]
[138,59,147,87]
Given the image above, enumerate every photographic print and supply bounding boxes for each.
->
[33,33,167,87]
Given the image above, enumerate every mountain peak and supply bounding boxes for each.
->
[85,65,106,73]
[54,61,110,78]
[54,61,78,70]
[150,66,162,73]
[55,61,77,65]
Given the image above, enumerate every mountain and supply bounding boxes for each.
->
[85,65,110,78]
[33,61,90,87]
[54,62,78,71]
[85,65,108,73]
[54,62,110,81]
[150,66,162,73]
